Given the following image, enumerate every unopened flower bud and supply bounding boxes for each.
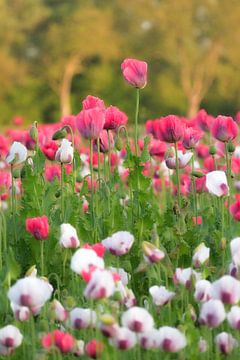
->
[209,145,216,156]
[115,137,122,151]
[25,265,37,277]
[221,238,226,250]
[52,127,68,140]
[29,123,38,142]
[191,170,205,178]
[227,141,235,154]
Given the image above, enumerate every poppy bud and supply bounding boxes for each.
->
[209,145,217,156]
[52,127,68,140]
[29,122,38,142]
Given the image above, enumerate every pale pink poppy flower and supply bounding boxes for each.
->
[206,171,229,197]
[139,329,161,349]
[10,303,30,322]
[230,237,240,266]
[215,332,238,354]
[158,326,187,353]
[165,150,193,170]
[192,243,210,268]
[194,280,212,302]
[110,327,137,350]
[70,248,104,275]
[211,275,240,304]
[6,141,27,165]
[8,277,53,315]
[51,300,68,322]
[69,308,96,329]
[121,307,154,333]
[174,267,201,288]
[0,325,23,350]
[199,299,226,328]
[149,286,175,306]
[102,231,134,256]
[84,269,115,300]
[227,306,240,329]
[59,223,80,249]
[55,139,73,164]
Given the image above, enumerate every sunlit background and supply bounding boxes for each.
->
[0,0,240,126]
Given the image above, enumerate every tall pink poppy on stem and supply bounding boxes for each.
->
[154,115,184,206]
[76,108,105,140]
[211,115,238,142]
[26,216,49,240]
[104,106,128,130]
[154,115,183,143]
[183,127,203,149]
[121,59,147,89]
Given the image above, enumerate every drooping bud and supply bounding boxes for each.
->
[115,136,122,151]
[52,127,68,140]
[191,170,205,178]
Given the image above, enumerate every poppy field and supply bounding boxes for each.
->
[1,58,240,359]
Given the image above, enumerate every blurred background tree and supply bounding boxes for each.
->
[0,0,240,126]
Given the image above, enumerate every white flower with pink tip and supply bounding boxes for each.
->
[227,306,240,329]
[215,332,238,354]
[6,142,27,165]
[199,299,226,328]
[0,325,23,355]
[70,248,104,275]
[69,308,97,329]
[139,329,160,349]
[206,171,229,197]
[194,280,212,302]
[230,237,240,266]
[8,277,53,316]
[211,275,240,304]
[102,231,134,256]
[110,327,137,350]
[84,269,115,300]
[158,326,187,353]
[192,243,210,267]
[149,286,175,306]
[59,223,80,248]
[121,307,154,333]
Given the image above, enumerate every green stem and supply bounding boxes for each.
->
[10,165,17,244]
[134,89,140,156]
[191,151,198,221]
[63,250,68,282]
[60,163,64,221]
[174,142,181,210]
[103,153,107,180]
[107,130,111,180]
[224,142,231,228]
[97,137,101,182]
[40,240,44,275]
[225,142,231,188]
[221,197,225,268]
[89,139,95,231]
